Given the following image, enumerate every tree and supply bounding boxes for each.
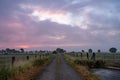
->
[81,50,84,53]
[56,48,66,53]
[20,48,24,53]
[6,48,11,54]
[88,49,92,53]
[98,49,101,53]
[52,51,57,54]
[109,47,117,53]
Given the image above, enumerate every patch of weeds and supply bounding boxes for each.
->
[74,59,105,68]
[94,60,105,68]
[0,67,12,80]
[32,59,44,67]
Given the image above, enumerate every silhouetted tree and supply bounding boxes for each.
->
[52,51,57,54]
[88,49,92,53]
[20,48,24,53]
[6,48,11,54]
[98,49,101,53]
[82,50,84,53]
[56,48,66,53]
[109,47,117,53]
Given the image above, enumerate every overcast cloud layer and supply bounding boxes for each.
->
[0,0,120,51]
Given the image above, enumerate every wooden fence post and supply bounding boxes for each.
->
[87,53,89,60]
[27,56,29,60]
[92,53,96,61]
[39,55,41,59]
[81,53,82,59]
[12,56,15,67]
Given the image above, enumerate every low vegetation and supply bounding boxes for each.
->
[0,54,55,80]
[64,54,100,80]
[0,67,12,80]
[74,59,105,68]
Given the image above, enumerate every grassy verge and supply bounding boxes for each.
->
[64,54,100,80]
[0,55,55,80]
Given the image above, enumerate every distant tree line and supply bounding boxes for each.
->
[0,47,118,54]
[0,48,52,54]
[0,48,24,54]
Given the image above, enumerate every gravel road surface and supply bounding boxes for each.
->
[36,54,82,80]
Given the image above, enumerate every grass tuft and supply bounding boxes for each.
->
[0,67,12,80]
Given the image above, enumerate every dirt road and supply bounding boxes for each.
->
[36,54,82,80]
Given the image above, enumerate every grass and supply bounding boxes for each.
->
[32,59,45,67]
[74,59,105,68]
[0,67,12,80]
[64,54,100,80]
[11,54,55,80]
[73,65,100,80]
[0,54,55,80]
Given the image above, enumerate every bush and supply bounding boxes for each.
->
[94,60,105,68]
[32,59,44,67]
[74,59,105,68]
[0,67,12,80]
[87,61,95,68]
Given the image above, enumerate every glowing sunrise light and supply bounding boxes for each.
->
[17,45,30,48]
[31,9,72,25]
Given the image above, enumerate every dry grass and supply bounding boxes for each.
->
[73,65,100,80]
[11,60,51,80]
[64,54,100,80]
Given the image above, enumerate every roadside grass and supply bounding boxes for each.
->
[0,67,12,80]
[11,55,55,80]
[0,55,55,80]
[64,54,100,80]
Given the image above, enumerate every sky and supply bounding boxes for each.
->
[0,0,120,52]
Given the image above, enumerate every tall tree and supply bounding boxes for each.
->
[88,49,92,53]
[6,48,11,54]
[20,48,24,53]
[109,47,117,53]
[56,48,66,53]
[81,50,84,53]
[98,49,101,53]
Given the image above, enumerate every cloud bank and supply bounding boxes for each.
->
[0,0,120,51]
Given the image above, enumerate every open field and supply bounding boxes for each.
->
[1,52,120,80]
[0,52,54,80]
[68,52,120,67]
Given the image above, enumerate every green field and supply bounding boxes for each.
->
[68,52,120,67]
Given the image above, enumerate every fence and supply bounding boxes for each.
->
[67,52,120,66]
[0,53,48,68]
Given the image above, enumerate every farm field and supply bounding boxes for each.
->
[1,50,120,80]
[69,52,120,67]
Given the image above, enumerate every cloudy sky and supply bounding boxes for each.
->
[0,0,120,51]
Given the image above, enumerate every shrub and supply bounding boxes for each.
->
[87,61,95,68]
[74,59,105,68]
[32,59,44,67]
[94,60,105,68]
[0,67,12,80]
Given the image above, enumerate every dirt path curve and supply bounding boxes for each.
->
[36,54,82,80]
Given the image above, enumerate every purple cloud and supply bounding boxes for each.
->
[0,0,120,51]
